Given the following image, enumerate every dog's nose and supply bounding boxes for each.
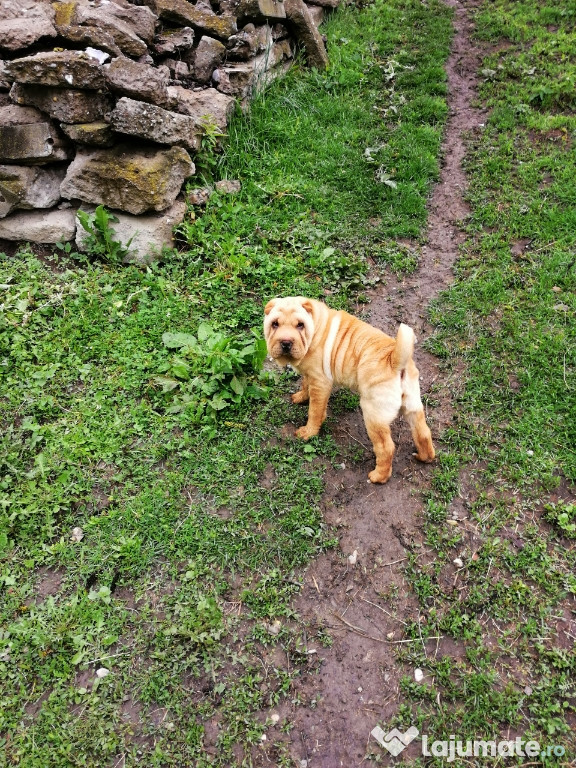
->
[280,340,293,353]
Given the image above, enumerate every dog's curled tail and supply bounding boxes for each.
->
[391,323,415,371]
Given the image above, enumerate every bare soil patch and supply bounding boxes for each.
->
[287,1,486,764]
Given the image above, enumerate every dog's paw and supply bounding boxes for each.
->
[368,468,392,484]
[291,390,309,404]
[413,449,436,463]
[295,426,317,440]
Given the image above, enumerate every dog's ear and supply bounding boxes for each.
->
[264,299,277,316]
[301,299,314,314]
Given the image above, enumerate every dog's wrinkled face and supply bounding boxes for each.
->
[264,297,315,364]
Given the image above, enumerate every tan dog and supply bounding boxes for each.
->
[264,296,435,483]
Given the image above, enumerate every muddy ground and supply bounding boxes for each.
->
[287,2,485,764]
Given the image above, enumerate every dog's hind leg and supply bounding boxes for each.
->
[401,361,435,463]
[364,419,396,484]
[405,409,435,462]
[360,397,397,483]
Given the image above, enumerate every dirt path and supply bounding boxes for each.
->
[287,2,485,765]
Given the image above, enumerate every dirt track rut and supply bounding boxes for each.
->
[287,2,485,764]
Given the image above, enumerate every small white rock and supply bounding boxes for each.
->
[357,686,363,692]
[348,550,358,565]
[414,668,424,682]
[453,557,464,568]
[260,734,267,741]
[85,47,110,63]
[70,527,84,542]
[526,450,534,456]
[270,713,280,725]
[386,631,395,640]
[266,620,281,635]
[96,667,110,678]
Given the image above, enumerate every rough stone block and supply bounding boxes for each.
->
[105,57,170,106]
[237,0,286,22]
[167,86,234,132]
[0,208,76,242]
[10,82,113,123]
[194,36,226,84]
[53,0,151,58]
[0,0,57,52]
[305,4,324,26]
[106,0,157,43]
[60,121,115,147]
[60,144,195,214]
[215,39,291,97]
[0,164,65,218]
[153,26,195,56]
[82,15,148,58]
[215,178,241,194]
[76,200,186,264]
[227,24,261,60]
[55,0,156,42]
[155,0,236,40]
[271,22,289,39]
[187,186,211,206]
[283,0,327,68]
[110,98,201,152]
[162,58,191,80]
[0,105,71,164]
[0,61,10,90]
[54,24,122,57]
[5,51,105,90]
[0,103,44,125]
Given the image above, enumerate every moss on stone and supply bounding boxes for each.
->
[52,1,78,27]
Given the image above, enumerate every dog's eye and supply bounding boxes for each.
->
[296,322,305,330]
[271,320,279,329]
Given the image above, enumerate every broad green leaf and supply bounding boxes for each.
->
[210,395,229,410]
[197,323,213,342]
[162,332,198,349]
[230,376,245,395]
[171,362,190,379]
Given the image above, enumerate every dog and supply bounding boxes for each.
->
[263,296,435,483]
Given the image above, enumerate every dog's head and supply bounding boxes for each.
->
[263,297,315,364]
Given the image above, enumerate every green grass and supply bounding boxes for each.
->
[366,1,576,763]
[0,1,453,764]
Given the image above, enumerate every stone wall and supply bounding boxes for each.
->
[0,0,336,261]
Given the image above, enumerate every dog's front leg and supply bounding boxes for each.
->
[295,380,331,440]
[291,375,310,404]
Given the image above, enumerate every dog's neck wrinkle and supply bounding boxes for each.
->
[298,309,332,361]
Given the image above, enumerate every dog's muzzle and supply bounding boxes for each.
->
[280,340,293,354]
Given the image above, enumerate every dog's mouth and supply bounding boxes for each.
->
[269,341,302,361]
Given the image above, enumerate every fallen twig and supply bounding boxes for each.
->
[360,597,408,626]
